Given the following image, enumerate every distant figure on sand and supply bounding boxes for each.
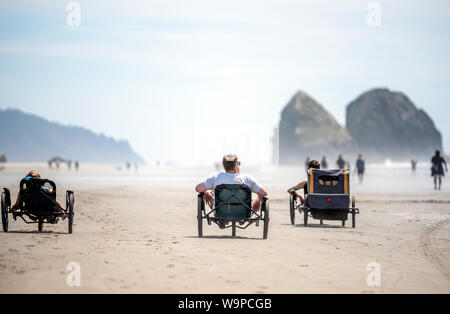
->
[336,155,346,169]
[321,156,328,169]
[287,160,321,205]
[431,150,447,190]
[305,156,310,175]
[356,154,365,184]
[411,159,417,173]
[195,154,268,213]
[75,161,79,171]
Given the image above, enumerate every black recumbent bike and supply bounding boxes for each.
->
[197,184,269,239]
[1,177,75,233]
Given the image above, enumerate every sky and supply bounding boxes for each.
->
[0,0,449,165]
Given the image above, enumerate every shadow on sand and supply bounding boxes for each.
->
[184,235,264,240]
[3,230,68,235]
[281,223,346,229]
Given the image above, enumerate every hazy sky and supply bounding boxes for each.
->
[1,0,449,165]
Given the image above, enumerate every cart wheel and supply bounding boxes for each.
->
[232,222,236,237]
[38,219,44,232]
[1,192,9,232]
[263,200,269,239]
[304,209,308,226]
[320,220,323,225]
[351,196,356,228]
[289,193,295,225]
[197,195,203,238]
[67,192,74,234]
[342,220,345,227]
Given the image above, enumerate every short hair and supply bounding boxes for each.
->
[436,150,441,156]
[26,170,41,178]
[222,154,238,172]
[308,160,320,169]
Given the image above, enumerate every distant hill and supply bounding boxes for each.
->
[346,88,442,159]
[0,109,144,163]
[279,91,352,164]
[278,88,443,164]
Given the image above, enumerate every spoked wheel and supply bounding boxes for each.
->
[1,192,9,232]
[67,192,75,234]
[351,195,356,228]
[38,219,44,232]
[232,222,236,237]
[197,195,203,237]
[303,209,308,226]
[289,193,295,225]
[263,200,269,239]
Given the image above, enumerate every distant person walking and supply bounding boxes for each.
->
[431,150,447,190]
[411,159,417,173]
[321,156,328,169]
[336,155,346,169]
[305,156,310,175]
[75,161,79,172]
[356,154,365,184]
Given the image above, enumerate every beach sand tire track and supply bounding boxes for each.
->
[420,218,450,279]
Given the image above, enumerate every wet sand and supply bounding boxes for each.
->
[0,163,449,293]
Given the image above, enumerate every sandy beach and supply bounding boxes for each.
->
[0,163,449,294]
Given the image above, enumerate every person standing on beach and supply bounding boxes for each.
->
[321,156,328,169]
[336,155,346,169]
[356,154,365,184]
[431,150,447,190]
[305,156,310,175]
[411,159,417,174]
[195,154,268,212]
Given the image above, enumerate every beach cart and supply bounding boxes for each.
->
[290,169,359,227]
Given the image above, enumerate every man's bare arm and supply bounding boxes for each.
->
[195,183,207,193]
[257,188,268,199]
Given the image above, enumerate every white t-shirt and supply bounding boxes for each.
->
[202,172,263,193]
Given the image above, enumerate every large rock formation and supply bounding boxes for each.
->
[346,88,442,159]
[0,109,145,163]
[279,91,352,164]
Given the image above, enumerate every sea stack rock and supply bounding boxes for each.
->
[346,88,442,159]
[279,91,352,165]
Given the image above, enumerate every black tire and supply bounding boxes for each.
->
[351,196,356,228]
[67,192,74,234]
[303,209,308,226]
[289,193,295,225]
[38,219,44,232]
[1,192,8,232]
[232,222,236,237]
[263,200,269,239]
[197,195,203,238]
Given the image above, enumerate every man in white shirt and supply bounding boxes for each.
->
[195,154,268,211]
